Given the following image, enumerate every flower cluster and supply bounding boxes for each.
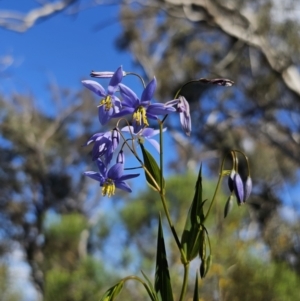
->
[81,66,253,301]
[82,66,191,196]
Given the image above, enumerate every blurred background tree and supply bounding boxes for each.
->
[0,0,300,300]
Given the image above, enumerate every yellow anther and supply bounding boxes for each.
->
[133,107,149,127]
[101,179,115,197]
[99,95,113,111]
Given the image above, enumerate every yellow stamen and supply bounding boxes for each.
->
[101,179,115,197]
[133,106,149,127]
[99,95,113,111]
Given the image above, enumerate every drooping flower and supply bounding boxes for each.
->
[116,150,125,164]
[233,173,244,205]
[84,128,120,165]
[82,66,123,125]
[115,78,176,133]
[243,176,252,202]
[227,170,235,192]
[165,95,191,136]
[122,126,167,153]
[84,159,139,197]
[90,69,127,78]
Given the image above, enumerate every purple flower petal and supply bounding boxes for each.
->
[84,132,104,146]
[108,66,123,94]
[180,111,191,136]
[147,103,176,115]
[234,173,244,205]
[141,77,157,102]
[96,159,107,176]
[98,106,113,125]
[165,99,179,107]
[115,181,132,193]
[147,138,161,153]
[121,126,134,133]
[107,163,124,179]
[113,107,135,118]
[83,171,104,183]
[119,173,140,181]
[82,80,106,97]
[119,84,139,107]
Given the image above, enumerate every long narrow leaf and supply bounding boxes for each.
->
[155,216,174,301]
[181,165,206,261]
[193,272,199,301]
[141,270,159,301]
[141,144,165,191]
[99,281,124,301]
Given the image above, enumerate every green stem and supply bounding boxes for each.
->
[125,72,146,88]
[159,120,164,194]
[203,153,229,223]
[158,119,187,263]
[179,262,190,301]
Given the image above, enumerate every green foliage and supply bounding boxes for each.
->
[181,166,206,262]
[218,259,300,301]
[45,257,108,301]
[155,216,174,301]
[141,144,165,192]
[43,213,114,301]
[0,264,21,301]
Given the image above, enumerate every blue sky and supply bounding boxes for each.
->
[0,3,181,299]
[0,1,137,101]
[0,2,142,300]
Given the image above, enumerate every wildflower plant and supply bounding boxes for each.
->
[82,66,252,301]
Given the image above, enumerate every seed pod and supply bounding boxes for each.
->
[234,173,244,205]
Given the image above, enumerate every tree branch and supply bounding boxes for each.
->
[0,0,77,32]
[165,0,300,96]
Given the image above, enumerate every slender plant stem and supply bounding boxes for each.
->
[179,262,190,301]
[158,119,187,263]
[203,154,228,223]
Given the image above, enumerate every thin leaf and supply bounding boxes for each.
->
[193,272,199,301]
[99,281,124,301]
[141,270,159,301]
[155,216,174,301]
[141,144,165,191]
[181,165,206,261]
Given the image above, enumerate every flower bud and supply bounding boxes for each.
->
[233,173,244,205]
[224,195,234,218]
[228,170,235,192]
[111,128,120,151]
[116,150,125,164]
[90,70,126,78]
[243,176,252,202]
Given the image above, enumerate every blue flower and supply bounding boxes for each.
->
[122,126,166,153]
[233,173,244,205]
[82,66,123,125]
[166,96,191,136]
[84,128,120,165]
[115,78,176,133]
[84,159,140,197]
